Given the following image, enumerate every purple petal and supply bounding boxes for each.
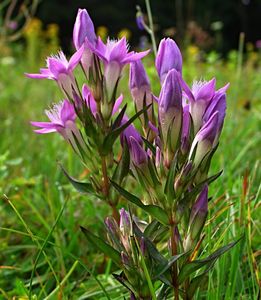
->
[122,49,150,64]
[33,128,57,134]
[195,78,216,101]
[112,94,123,115]
[130,136,148,166]
[73,8,97,50]
[109,37,128,62]
[196,111,219,144]
[25,72,50,79]
[82,84,97,115]
[159,69,182,112]
[68,44,85,71]
[155,38,182,83]
[60,100,76,124]
[31,121,56,129]
[129,59,150,90]
[47,57,67,79]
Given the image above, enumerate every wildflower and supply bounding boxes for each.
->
[129,59,154,127]
[31,100,85,156]
[189,112,220,167]
[26,48,84,98]
[90,37,149,107]
[129,136,148,167]
[155,38,182,84]
[184,185,208,250]
[73,9,97,80]
[120,116,142,146]
[158,69,182,166]
[186,78,216,133]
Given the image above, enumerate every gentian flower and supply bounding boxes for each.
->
[120,116,142,146]
[26,49,84,98]
[184,185,208,251]
[185,78,216,134]
[129,60,155,128]
[129,136,148,167]
[189,112,220,167]
[155,38,182,84]
[158,69,183,166]
[31,100,86,156]
[136,12,145,30]
[73,8,97,80]
[91,37,150,104]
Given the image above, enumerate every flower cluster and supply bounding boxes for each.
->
[27,8,236,300]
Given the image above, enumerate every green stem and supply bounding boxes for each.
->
[43,260,79,300]
[145,0,157,57]
[170,225,179,300]
[138,243,157,300]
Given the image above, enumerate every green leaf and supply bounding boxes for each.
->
[111,180,169,225]
[102,104,152,155]
[80,226,121,266]
[178,237,242,284]
[154,252,188,280]
[59,164,97,196]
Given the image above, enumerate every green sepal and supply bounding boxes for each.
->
[178,237,242,284]
[111,180,169,225]
[111,104,127,131]
[112,272,136,294]
[80,226,121,266]
[101,104,152,155]
[164,151,178,202]
[59,163,98,196]
[142,137,156,156]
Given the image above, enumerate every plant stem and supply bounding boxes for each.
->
[170,225,179,299]
[101,156,109,197]
[145,0,157,57]
[101,155,120,222]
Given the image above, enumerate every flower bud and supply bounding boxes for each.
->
[120,208,131,237]
[189,112,219,167]
[129,137,148,167]
[181,105,191,155]
[184,185,208,251]
[156,38,182,84]
[158,69,182,165]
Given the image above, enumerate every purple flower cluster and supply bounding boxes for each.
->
[27,9,150,152]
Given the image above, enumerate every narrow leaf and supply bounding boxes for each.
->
[111,180,169,225]
[80,226,121,266]
[178,237,242,284]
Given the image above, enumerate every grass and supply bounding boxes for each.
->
[0,42,260,299]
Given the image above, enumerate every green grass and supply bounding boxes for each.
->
[0,45,260,299]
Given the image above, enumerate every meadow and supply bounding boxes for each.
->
[0,19,261,299]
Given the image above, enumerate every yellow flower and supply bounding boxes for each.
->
[97,26,108,41]
[118,28,131,40]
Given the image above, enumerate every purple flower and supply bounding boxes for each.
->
[186,78,216,133]
[189,112,219,167]
[184,185,208,250]
[189,185,208,238]
[120,116,143,146]
[91,37,150,100]
[203,92,227,141]
[136,12,145,30]
[155,38,182,84]
[129,60,154,126]
[129,136,148,167]
[73,9,97,79]
[73,8,97,50]
[31,100,86,156]
[26,49,84,98]
[119,208,130,236]
[158,69,183,163]
[31,100,76,136]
